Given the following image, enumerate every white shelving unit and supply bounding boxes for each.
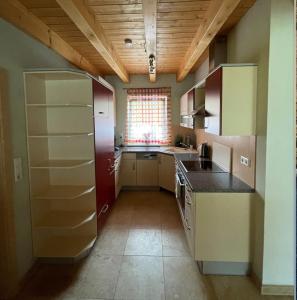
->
[24,71,97,259]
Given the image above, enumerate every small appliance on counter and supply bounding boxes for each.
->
[198,143,209,158]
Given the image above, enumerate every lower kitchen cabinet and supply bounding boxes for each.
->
[137,159,159,186]
[158,153,175,192]
[120,153,136,186]
[181,183,252,271]
[194,193,252,263]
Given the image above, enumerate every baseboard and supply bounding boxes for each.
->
[251,270,294,296]
[261,285,294,296]
[197,261,250,275]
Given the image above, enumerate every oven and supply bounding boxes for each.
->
[175,165,186,220]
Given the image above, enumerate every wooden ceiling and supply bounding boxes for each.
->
[1,0,255,82]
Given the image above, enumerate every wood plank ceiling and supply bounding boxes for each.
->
[13,0,255,81]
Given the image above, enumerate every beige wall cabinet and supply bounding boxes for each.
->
[205,65,257,136]
[136,155,159,186]
[120,153,136,186]
[180,93,188,116]
[158,154,175,192]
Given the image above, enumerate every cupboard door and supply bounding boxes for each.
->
[180,93,188,115]
[93,80,115,231]
[120,159,136,186]
[136,160,159,186]
[187,89,195,114]
[158,154,175,192]
[205,67,222,135]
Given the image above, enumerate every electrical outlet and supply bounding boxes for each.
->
[240,156,250,167]
[13,157,23,182]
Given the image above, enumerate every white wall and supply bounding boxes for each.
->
[262,0,295,285]
[221,0,294,286]
[0,19,74,280]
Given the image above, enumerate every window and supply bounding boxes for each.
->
[125,88,172,145]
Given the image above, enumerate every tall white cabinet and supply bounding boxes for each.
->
[24,71,97,259]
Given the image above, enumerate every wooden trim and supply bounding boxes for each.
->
[251,271,294,296]
[177,0,240,81]
[0,0,100,76]
[56,0,129,83]
[142,0,157,82]
[261,285,294,296]
[0,69,18,299]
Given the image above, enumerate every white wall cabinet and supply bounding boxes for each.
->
[205,65,257,136]
[24,71,97,259]
[158,154,175,192]
[180,93,188,116]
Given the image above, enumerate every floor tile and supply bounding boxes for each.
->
[114,255,165,300]
[162,228,190,257]
[124,229,162,256]
[77,255,123,299]
[208,275,293,300]
[93,225,129,255]
[163,256,215,300]
[130,206,161,229]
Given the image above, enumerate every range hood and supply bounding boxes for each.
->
[190,104,210,117]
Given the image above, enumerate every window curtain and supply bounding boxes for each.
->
[125,87,172,145]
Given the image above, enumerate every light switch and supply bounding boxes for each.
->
[13,157,23,182]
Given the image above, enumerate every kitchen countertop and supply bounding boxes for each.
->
[114,146,197,159]
[174,153,255,193]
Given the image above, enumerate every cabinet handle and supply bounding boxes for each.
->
[185,218,191,230]
[100,204,109,214]
[186,200,191,206]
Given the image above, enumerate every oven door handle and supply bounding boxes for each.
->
[176,173,185,187]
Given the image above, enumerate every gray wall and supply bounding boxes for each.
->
[0,19,75,280]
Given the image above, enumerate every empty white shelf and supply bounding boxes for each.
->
[26,103,93,108]
[30,159,94,169]
[36,210,96,229]
[28,132,94,138]
[33,185,95,199]
[37,235,97,258]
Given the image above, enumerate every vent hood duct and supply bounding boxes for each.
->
[209,36,227,72]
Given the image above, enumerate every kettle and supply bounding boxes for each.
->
[198,143,209,158]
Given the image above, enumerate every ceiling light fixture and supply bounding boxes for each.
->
[124,38,133,48]
[149,54,156,74]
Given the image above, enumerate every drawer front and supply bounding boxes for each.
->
[122,153,136,160]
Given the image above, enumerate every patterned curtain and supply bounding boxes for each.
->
[125,87,172,145]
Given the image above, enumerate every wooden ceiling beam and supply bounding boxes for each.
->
[0,0,100,76]
[56,0,129,83]
[142,0,157,82]
[177,0,241,81]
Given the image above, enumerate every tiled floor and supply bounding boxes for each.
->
[16,191,293,300]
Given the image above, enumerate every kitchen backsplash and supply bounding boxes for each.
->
[172,125,256,188]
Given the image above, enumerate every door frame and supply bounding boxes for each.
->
[0,68,18,298]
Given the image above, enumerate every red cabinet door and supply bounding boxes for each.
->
[93,80,115,231]
[205,67,222,135]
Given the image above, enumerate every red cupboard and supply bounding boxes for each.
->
[93,79,115,231]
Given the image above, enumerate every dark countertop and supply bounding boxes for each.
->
[114,146,197,159]
[174,153,255,193]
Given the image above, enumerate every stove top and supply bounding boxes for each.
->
[181,160,227,173]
